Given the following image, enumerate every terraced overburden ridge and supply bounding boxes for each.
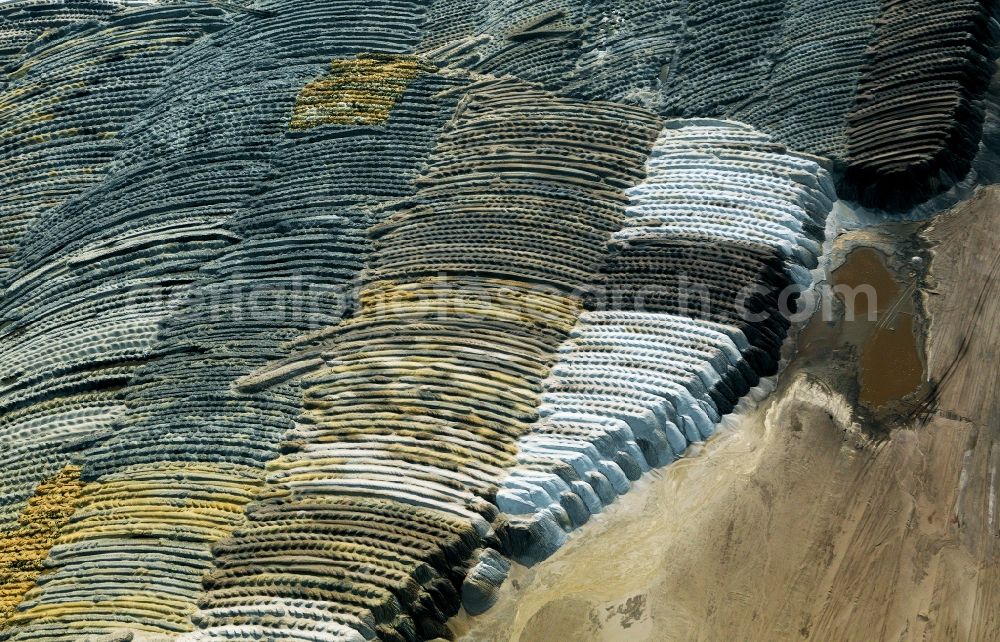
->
[0,1,997,641]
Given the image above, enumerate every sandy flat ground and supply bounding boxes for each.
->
[453,187,1000,642]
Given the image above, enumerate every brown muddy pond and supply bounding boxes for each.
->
[801,246,925,413]
[837,248,924,408]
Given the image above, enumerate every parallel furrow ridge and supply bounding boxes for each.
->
[0,1,442,639]
[490,119,833,585]
[661,0,786,117]
[0,0,227,534]
[842,0,1000,211]
[182,78,661,642]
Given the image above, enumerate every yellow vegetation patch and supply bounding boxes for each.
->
[357,276,583,335]
[52,462,263,546]
[290,53,433,129]
[4,462,265,633]
[0,466,84,628]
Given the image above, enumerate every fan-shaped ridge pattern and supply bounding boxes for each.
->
[0,2,997,641]
[842,0,999,210]
[0,0,446,638]
[491,119,833,565]
[178,78,661,642]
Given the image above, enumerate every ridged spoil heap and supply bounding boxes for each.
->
[0,4,225,277]
[0,1,225,535]
[0,1,441,639]
[420,2,586,90]
[179,78,660,642]
[732,0,881,160]
[562,0,683,107]
[420,0,999,211]
[419,0,685,108]
[600,121,833,369]
[0,4,180,280]
[662,0,785,116]
[842,0,998,210]
[0,2,997,641]
[7,69,465,642]
[290,55,433,129]
[0,0,126,73]
[489,120,832,574]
